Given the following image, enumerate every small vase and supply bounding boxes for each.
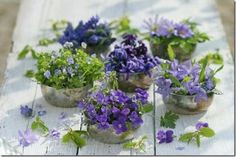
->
[150,42,196,61]
[87,124,138,144]
[117,71,154,93]
[162,93,214,115]
[86,45,110,59]
[41,84,92,108]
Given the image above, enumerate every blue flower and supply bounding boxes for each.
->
[20,105,33,117]
[49,129,60,140]
[67,57,74,65]
[87,35,101,44]
[38,110,47,116]
[174,23,194,38]
[54,69,62,76]
[195,122,209,130]
[112,119,127,134]
[156,77,172,98]
[44,70,51,79]
[18,129,38,147]
[128,111,143,128]
[156,130,174,144]
[135,88,149,104]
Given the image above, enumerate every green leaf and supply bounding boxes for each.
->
[168,74,182,87]
[199,127,215,137]
[31,121,38,130]
[160,111,179,129]
[213,65,224,76]
[167,44,175,60]
[179,132,195,142]
[195,134,200,147]
[71,131,87,148]
[31,116,49,134]
[17,45,32,60]
[199,57,208,82]
[38,38,55,46]
[141,103,153,114]
[123,136,147,152]
[31,49,38,59]
[62,133,71,143]
[24,70,35,78]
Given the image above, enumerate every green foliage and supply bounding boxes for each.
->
[110,16,140,36]
[31,116,49,135]
[51,19,69,31]
[199,52,223,65]
[18,45,38,60]
[160,111,179,129]
[38,38,56,46]
[179,127,215,147]
[199,57,208,82]
[123,136,147,152]
[167,44,175,60]
[24,70,35,78]
[62,128,88,148]
[140,103,154,114]
[26,47,104,89]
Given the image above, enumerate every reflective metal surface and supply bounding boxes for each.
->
[117,71,154,93]
[41,84,92,108]
[163,93,214,115]
[87,124,138,144]
[150,42,196,61]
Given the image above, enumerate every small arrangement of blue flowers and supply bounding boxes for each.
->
[105,34,160,78]
[78,73,153,135]
[59,15,116,55]
[24,45,104,89]
[155,59,223,102]
[144,16,209,61]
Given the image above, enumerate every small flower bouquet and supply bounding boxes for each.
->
[25,46,104,107]
[78,77,153,144]
[155,59,223,114]
[144,16,209,61]
[105,34,160,92]
[59,16,116,58]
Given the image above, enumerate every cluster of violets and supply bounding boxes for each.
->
[59,16,115,51]
[105,34,161,76]
[156,122,209,144]
[78,88,149,134]
[155,60,215,102]
[144,16,194,39]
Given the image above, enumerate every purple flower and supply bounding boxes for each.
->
[67,57,74,65]
[156,18,176,37]
[112,119,127,134]
[121,108,130,116]
[54,69,62,76]
[87,35,100,44]
[49,129,60,140]
[129,111,143,128]
[38,110,47,116]
[195,122,209,130]
[44,70,51,79]
[20,105,33,117]
[156,77,172,98]
[67,67,75,77]
[18,129,38,147]
[135,88,149,104]
[156,130,174,144]
[174,23,193,38]
[96,114,109,130]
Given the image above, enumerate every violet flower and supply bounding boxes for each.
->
[44,70,51,79]
[49,129,60,140]
[38,110,47,116]
[156,130,174,144]
[18,129,38,147]
[20,105,33,117]
[195,122,209,130]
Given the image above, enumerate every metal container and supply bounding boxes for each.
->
[162,93,214,115]
[87,124,138,144]
[117,71,154,93]
[41,84,92,108]
[150,42,196,61]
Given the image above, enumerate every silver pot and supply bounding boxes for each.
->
[117,71,154,93]
[150,42,196,62]
[41,84,92,108]
[162,93,214,115]
[87,124,138,144]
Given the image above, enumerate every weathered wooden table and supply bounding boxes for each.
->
[0,0,234,155]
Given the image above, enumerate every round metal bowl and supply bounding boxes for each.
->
[117,71,154,93]
[150,42,196,62]
[41,84,92,108]
[162,93,214,115]
[87,124,138,144]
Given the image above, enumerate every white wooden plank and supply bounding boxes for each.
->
[152,0,234,155]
